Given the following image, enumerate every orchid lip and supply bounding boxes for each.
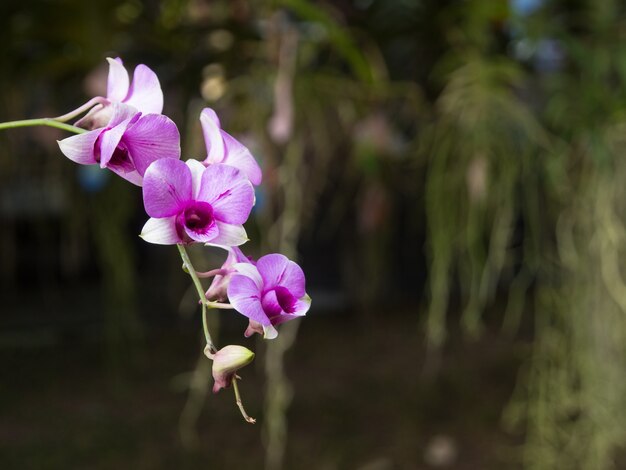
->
[175,201,216,241]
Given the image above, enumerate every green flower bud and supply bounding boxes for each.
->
[208,345,255,393]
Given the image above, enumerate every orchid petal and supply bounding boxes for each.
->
[232,246,253,264]
[200,108,225,164]
[74,104,113,130]
[222,132,262,185]
[107,103,139,127]
[122,114,180,175]
[97,116,136,168]
[198,164,254,224]
[261,289,283,317]
[124,64,164,114]
[139,216,181,245]
[106,57,130,103]
[209,221,248,247]
[292,295,312,316]
[262,324,279,339]
[228,274,270,326]
[232,262,263,290]
[107,166,144,186]
[185,159,206,199]
[256,254,306,296]
[184,221,219,243]
[271,312,306,326]
[142,158,192,217]
[57,129,103,165]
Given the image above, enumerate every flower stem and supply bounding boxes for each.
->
[177,244,216,354]
[232,376,256,424]
[52,97,109,122]
[196,268,228,278]
[206,301,235,309]
[0,118,86,134]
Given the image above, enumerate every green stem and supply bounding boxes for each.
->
[177,244,216,353]
[232,376,256,424]
[0,118,86,134]
[207,301,235,309]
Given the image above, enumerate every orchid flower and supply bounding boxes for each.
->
[58,103,180,186]
[205,246,253,302]
[227,254,311,339]
[140,159,254,246]
[200,108,262,186]
[74,57,164,130]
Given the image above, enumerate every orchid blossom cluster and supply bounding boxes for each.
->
[0,58,311,423]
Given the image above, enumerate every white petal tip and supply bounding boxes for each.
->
[263,325,279,340]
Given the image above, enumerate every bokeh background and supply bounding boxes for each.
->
[1,0,626,469]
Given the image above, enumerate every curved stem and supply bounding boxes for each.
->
[177,244,216,353]
[196,268,228,278]
[0,118,86,134]
[206,301,235,309]
[232,376,256,424]
[52,96,109,122]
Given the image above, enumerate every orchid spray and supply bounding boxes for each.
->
[0,58,310,424]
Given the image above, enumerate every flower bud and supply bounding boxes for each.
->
[207,345,255,393]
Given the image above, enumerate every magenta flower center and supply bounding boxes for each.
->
[108,145,134,172]
[175,201,215,240]
[262,286,298,317]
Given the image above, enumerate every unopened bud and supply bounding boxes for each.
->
[208,345,255,393]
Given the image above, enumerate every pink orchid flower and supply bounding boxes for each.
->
[228,254,311,339]
[200,108,262,186]
[140,159,254,246]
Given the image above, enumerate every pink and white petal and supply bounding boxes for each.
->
[232,262,263,291]
[261,289,282,317]
[98,117,135,168]
[208,221,248,247]
[277,260,306,297]
[262,324,278,339]
[222,132,262,185]
[107,166,144,186]
[57,129,102,165]
[142,158,192,217]
[198,164,254,224]
[184,221,219,244]
[139,216,181,245]
[271,312,305,327]
[256,254,298,293]
[232,246,253,264]
[293,295,311,316]
[185,159,206,199]
[107,103,139,128]
[228,274,270,326]
[123,114,180,175]
[256,255,305,297]
[124,64,164,114]
[74,104,113,130]
[106,58,130,103]
[200,108,225,164]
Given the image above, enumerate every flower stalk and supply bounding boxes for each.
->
[52,96,110,122]
[177,244,216,353]
[0,118,86,134]
[232,375,256,424]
